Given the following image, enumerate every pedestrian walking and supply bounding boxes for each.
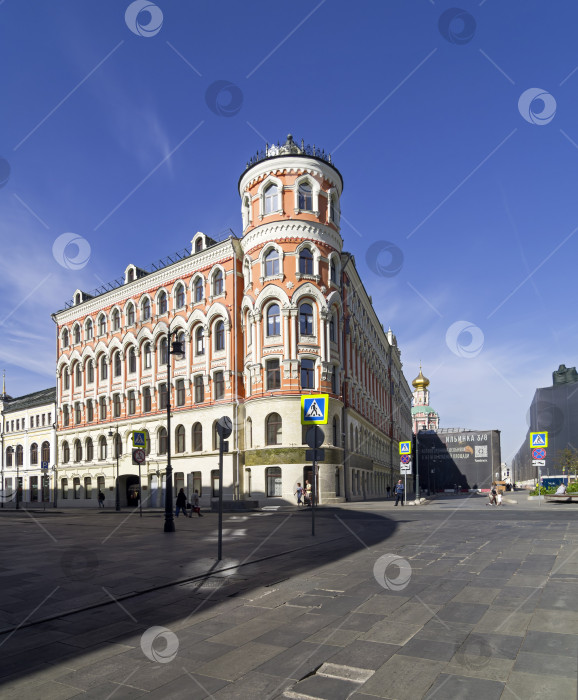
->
[394,479,404,506]
[191,489,204,517]
[386,485,391,499]
[175,487,187,517]
[304,480,312,506]
[487,486,498,506]
[294,483,304,506]
[98,490,105,508]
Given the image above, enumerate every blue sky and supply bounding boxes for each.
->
[1,0,577,463]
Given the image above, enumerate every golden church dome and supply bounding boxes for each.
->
[412,366,430,390]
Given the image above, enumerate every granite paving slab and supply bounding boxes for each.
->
[423,673,504,700]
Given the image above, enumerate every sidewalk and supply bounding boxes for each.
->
[0,502,576,699]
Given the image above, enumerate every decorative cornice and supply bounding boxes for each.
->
[241,221,343,256]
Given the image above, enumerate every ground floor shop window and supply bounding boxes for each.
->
[30,476,38,502]
[192,471,202,496]
[266,467,282,497]
[85,477,92,499]
[73,477,80,499]
[62,478,68,499]
[211,470,220,497]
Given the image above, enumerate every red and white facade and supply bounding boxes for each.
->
[52,136,412,507]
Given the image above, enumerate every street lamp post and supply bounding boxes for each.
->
[164,328,185,533]
[108,426,121,511]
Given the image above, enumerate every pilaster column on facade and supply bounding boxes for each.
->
[254,312,262,364]
[290,309,297,359]
[205,326,211,378]
[250,314,256,362]
[282,309,290,360]
[225,321,231,373]
[319,310,327,362]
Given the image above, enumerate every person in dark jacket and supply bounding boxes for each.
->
[394,480,404,506]
[175,488,187,517]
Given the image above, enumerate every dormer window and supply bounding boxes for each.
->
[264,184,279,214]
[127,269,134,283]
[264,249,279,277]
[299,248,313,275]
[195,238,203,253]
[298,182,312,210]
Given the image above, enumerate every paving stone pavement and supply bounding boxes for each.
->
[0,495,576,699]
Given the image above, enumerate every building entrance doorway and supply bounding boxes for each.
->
[302,466,318,505]
[126,475,140,507]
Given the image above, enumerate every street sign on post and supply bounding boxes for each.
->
[301,395,329,425]
[399,441,412,455]
[40,461,49,470]
[304,425,325,537]
[132,449,146,465]
[216,416,233,561]
[530,432,548,448]
[132,431,147,449]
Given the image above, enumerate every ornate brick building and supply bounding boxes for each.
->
[51,136,412,508]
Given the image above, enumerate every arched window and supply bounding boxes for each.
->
[62,328,69,348]
[246,418,252,449]
[63,368,70,390]
[299,248,313,275]
[30,443,38,465]
[299,303,314,336]
[86,438,93,462]
[98,314,106,336]
[195,327,205,355]
[75,362,82,386]
[159,337,168,365]
[329,314,336,342]
[331,195,340,224]
[213,371,225,400]
[41,441,50,463]
[127,303,135,326]
[85,319,93,340]
[113,351,122,377]
[195,237,203,253]
[298,182,312,210]
[332,416,339,446]
[264,183,279,214]
[158,427,167,455]
[212,269,223,296]
[112,309,120,331]
[266,413,282,445]
[100,356,108,380]
[214,321,225,351]
[175,284,185,309]
[142,386,152,412]
[301,358,315,389]
[266,303,280,336]
[266,467,282,497]
[192,423,203,452]
[143,342,151,369]
[194,375,204,403]
[266,358,280,390]
[330,259,337,284]
[6,447,13,467]
[113,433,122,459]
[99,436,107,460]
[264,248,279,277]
[128,347,137,373]
[142,297,151,321]
[63,405,69,426]
[243,258,251,287]
[74,440,82,463]
[158,291,168,315]
[176,331,185,351]
[62,441,70,464]
[194,277,204,303]
[73,325,81,344]
[175,425,185,453]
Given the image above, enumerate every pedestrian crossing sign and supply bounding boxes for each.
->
[132,430,147,449]
[301,394,329,425]
[530,432,548,448]
[399,441,412,455]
